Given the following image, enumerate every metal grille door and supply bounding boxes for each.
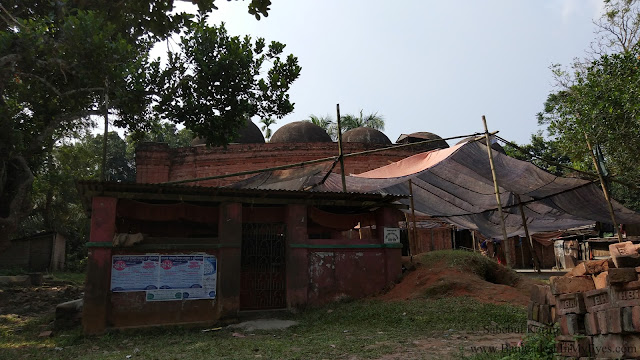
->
[240,223,286,310]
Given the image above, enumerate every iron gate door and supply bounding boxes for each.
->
[240,223,287,310]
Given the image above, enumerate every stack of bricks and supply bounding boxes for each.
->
[534,241,640,358]
[527,283,557,333]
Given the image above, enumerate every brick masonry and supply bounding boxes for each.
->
[136,142,424,186]
[529,244,640,359]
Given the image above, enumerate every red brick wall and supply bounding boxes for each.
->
[136,142,424,185]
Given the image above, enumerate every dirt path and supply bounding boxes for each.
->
[369,331,525,360]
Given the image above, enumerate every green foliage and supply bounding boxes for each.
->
[418,250,520,286]
[466,327,557,360]
[2,296,527,359]
[17,131,134,263]
[307,110,385,140]
[502,133,574,176]
[0,1,300,249]
[260,117,277,140]
[156,20,301,146]
[538,49,640,210]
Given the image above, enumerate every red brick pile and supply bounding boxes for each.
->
[528,241,640,358]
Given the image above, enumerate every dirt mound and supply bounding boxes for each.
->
[380,251,538,306]
[0,279,83,317]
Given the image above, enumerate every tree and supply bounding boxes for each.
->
[16,131,135,270]
[306,114,333,132]
[307,110,385,140]
[536,0,640,211]
[155,19,301,146]
[502,133,574,177]
[590,0,640,56]
[339,110,385,132]
[260,118,277,140]
[0,2,298,250]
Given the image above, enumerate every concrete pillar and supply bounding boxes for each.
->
[217,202,242,318]
[83,197,117,335]
[286,204,309,308]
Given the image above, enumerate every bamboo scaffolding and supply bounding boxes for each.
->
[482,115,512,267]
[336,104,347,192]
[163,132,491,185]
[584,132,623,243]
[516,194,540,272]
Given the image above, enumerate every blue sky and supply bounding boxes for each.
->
[173,0,604,145]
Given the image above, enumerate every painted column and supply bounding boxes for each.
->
[286,204,309,308]
[83,197,117,335]
[375,207,403,285]
[217,202,242,318]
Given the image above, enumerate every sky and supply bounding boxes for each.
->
[170,0,605,146]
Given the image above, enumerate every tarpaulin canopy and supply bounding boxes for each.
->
[230,140,640,238]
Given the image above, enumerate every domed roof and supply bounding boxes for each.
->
[342,127,391,145]
[269,121,332,143]
[395,132,449,151]
[456,136,506,154]
[191,119,265,146]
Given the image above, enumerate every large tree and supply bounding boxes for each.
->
[537,0,640,211]
[0,1,298,250]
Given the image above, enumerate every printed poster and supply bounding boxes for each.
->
[111,255,160,292]
[158,255,204,289]
[110,254,217,301]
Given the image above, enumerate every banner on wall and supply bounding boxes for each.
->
[111,254,217,301]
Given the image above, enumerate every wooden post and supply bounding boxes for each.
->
[482,115,512,267]
[336,104,347,192]
[516,194,541,272]
[408,180,418,261]
[584,132,623,243]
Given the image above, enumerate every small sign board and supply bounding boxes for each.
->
[384,227,401,244]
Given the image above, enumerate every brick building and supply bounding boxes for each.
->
[79,121,453,334]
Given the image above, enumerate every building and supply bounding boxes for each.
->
[78,122,456,334]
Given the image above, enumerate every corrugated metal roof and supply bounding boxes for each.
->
[76,180,408,211]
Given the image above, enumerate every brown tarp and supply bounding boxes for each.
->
[230,141,640,238]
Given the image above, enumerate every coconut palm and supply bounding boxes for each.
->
[307,115,333,130]
[340,110,385,131]
[260,117,277,140]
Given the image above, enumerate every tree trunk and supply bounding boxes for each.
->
[0,156,34,251]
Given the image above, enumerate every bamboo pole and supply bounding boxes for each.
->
[101,80,109,182]
[472,231,476,252]
[336,104,347,192]
[516,194,541,272]
[482,115,512,267]
[583,132,623,243]
[408,179,418,261]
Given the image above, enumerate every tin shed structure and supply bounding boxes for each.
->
[78,181,406,334]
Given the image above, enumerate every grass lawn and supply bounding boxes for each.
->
[1,295,527,360]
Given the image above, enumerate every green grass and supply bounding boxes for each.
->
[0,297,526,360]
[51,272,86,286]
[419,250,520,286]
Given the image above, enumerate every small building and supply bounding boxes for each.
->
[0,232,66,272]
[78,181,406,334]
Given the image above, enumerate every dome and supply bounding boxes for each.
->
[342,127,391,145]
[269,121,332,143]
[456,136,506,154]
[191,119,265,146]
[395,132,449,151]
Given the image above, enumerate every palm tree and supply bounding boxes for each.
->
[306,114,333,132]
[260,117,277,140]
[340,110,385,131]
